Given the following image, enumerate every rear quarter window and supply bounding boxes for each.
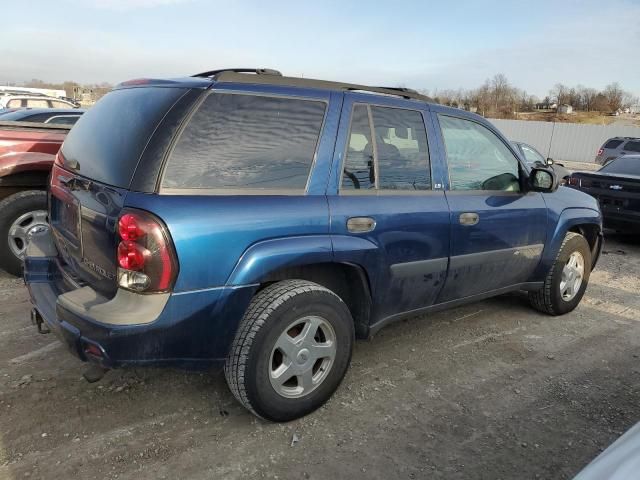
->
[604,139,624,149]
[162,93,326,192]
[61,87,187,188]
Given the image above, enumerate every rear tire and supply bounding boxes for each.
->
[224,280,354,422]
[0,190,48,276]
[529,232,592,315]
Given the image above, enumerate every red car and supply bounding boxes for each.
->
[0,120,71,275]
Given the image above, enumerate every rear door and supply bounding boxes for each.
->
[433,110,547,301]
[328,93,450,320]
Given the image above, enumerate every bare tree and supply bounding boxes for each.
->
[490,73,510,111]
[621,91,637,109]
[550,83,569,105]
[604,82,624,112]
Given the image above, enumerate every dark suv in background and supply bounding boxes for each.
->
[595,137,640,165]
[25,68,602,421]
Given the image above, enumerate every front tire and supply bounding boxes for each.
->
[224,280,354,422]
[0,190,48,276]
[529,232,592,315]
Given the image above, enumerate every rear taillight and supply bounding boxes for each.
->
[597,148,603,156]
[567,176,580,187]
[116,210,178,293]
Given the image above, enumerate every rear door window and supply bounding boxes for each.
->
[342,105,374,190]
[162,93,326,191]
[341,104,431,192]
[26,99,49,108]
[623,140,640,153]
[371,106,430,190]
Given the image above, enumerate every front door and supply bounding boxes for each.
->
[328,93,450,321]
[433,111,547,302]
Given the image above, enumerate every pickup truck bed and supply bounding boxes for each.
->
[0,121,71,275]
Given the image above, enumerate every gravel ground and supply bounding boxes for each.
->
[0,233,639,480]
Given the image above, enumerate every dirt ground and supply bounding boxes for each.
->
[0,234,639,480]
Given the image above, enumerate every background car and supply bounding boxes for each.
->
[0,118,72,275]
[567,155,640,233]
[573,421,640,479]
[0,95,79,110]
[511,141,571,183]
[0,108,85,125]
[595,136,640,165]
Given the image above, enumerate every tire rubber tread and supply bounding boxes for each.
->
[224,279,343,418]
[529,232,583,315]
[0,190,47,276]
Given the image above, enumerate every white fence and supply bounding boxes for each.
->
[489,119,640,163]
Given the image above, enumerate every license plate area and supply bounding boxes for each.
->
[51,187,80,241]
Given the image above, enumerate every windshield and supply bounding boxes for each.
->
[600,156,640,175]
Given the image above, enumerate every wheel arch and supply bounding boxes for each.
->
[257,262,372,339]
[534,208,603,279]
[0,172,49,201]
[226,235,378,338]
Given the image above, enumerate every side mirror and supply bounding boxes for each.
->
[546,157,554,165]
[529,167,558,193]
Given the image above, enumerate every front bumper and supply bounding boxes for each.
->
[602,209,640,233]
[24,230,256,369]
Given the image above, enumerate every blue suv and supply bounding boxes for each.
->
[24,68,603,421]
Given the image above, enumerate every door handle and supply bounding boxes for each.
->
[459,212,479,226]
[347,217,376,233]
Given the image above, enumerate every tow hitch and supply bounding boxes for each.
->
[31,308,50,334]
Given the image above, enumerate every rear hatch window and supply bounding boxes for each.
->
[61,86,187,188]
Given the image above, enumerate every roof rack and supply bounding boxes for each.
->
[375,86,421,96]
[208,70,432,102]
[192,68,283,79]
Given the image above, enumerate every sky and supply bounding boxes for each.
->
[2,0,639,99]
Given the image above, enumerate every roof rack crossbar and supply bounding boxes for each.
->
[192,68,282,79]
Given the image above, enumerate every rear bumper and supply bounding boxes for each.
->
[24,230,256,369]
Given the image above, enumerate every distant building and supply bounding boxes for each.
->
[630,105,640,114]
[535,102,557,110]
[557,104,573,114]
